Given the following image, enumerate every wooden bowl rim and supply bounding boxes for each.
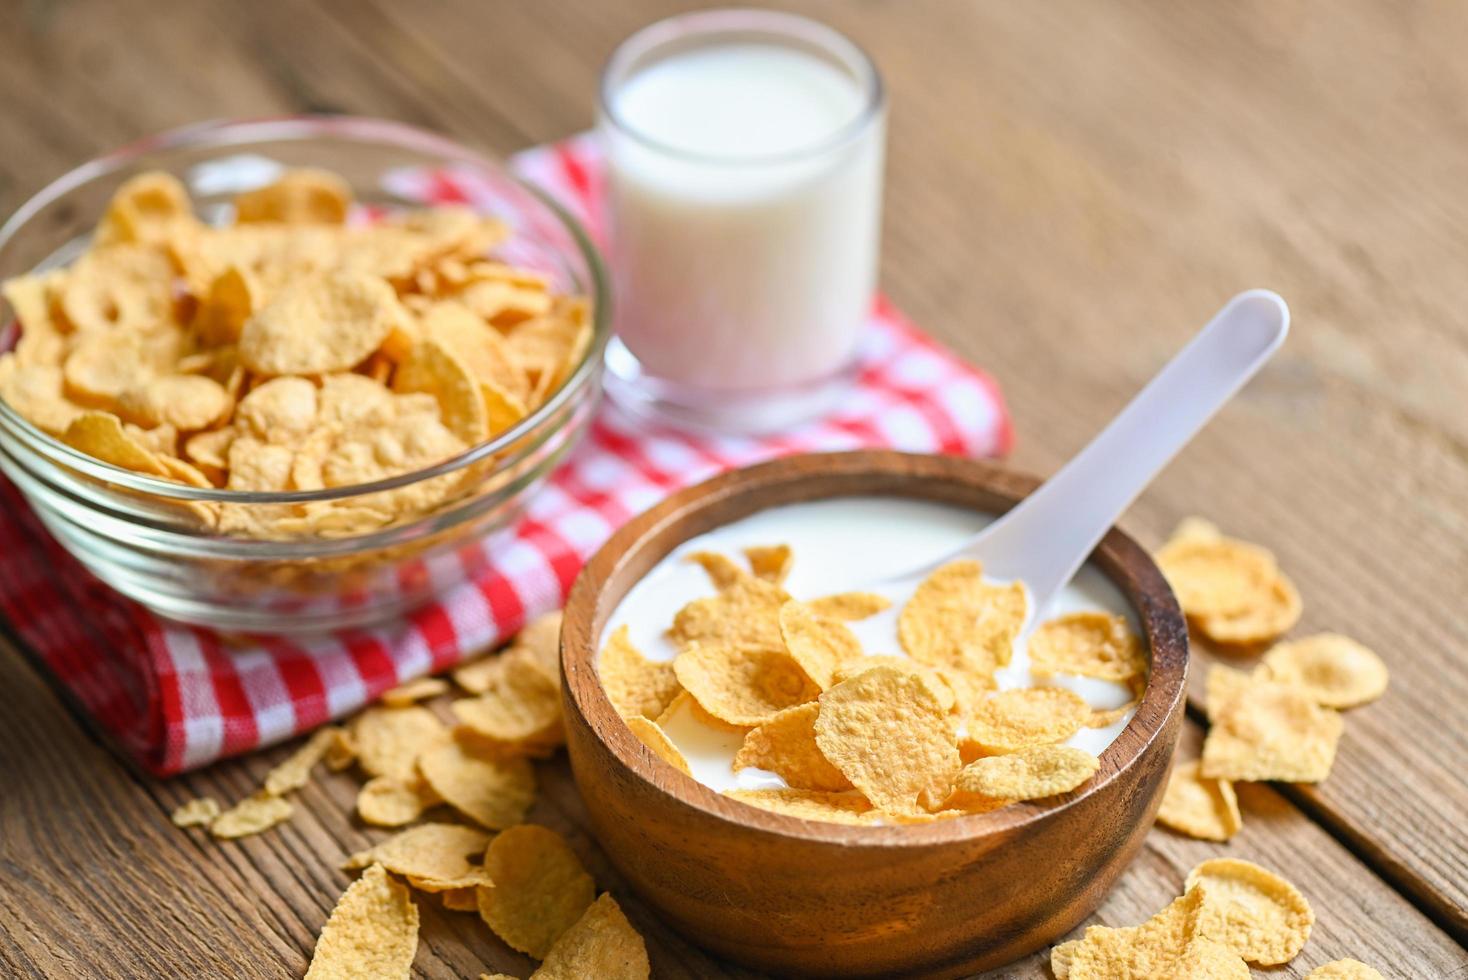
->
[561,450,1188,848]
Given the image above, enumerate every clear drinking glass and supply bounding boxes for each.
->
[598,9,886,432]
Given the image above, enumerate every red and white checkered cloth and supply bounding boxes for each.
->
[0,135,1012,776]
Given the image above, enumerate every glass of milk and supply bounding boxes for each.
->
[598,9,886,432]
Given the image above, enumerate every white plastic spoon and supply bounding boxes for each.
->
[880,289,1290,621]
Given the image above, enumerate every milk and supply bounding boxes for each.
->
[600,30,885,399]
[601,497,1141,794]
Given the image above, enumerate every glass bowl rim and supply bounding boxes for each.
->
[0,114,611,505]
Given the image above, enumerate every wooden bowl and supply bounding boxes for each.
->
[560,451,1188,979]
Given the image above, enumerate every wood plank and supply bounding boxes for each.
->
[0,0,1464,974]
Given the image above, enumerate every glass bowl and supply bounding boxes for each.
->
[0,117,609,634]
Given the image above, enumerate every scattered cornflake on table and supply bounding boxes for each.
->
[1304,960,1386,979]
[478,824,595,958]
[209,791,293,839]
[169,796,221,828]
[1154,759,1241,842]
[1202,676,1343,783]
[1257,632,1389,709]
[1155,517,1302,646]
[1186,858,1314,965]
[262,724,342,796]
[1050,858,1354,978]
[304,863,418,980]
[380,676,451,706]
[529,893,650,980]
[343,823,493,891]
[417,738,537,830]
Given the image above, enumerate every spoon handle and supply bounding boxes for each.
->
[974,289,1290,613]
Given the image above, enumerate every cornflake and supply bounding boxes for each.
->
[169,796,221,828]
[962,686,1093,755]
[1186,858,1314,965]
[417,738,535,830]
[1155,760,1241,841]
[623,715,692,776]
[343,823,493,891]
[356,776,440,827]
[732,702,850,791]
[530,893,650,980]
[1201,678,1343,783]
[673,640,819,727]
[598,625,681,721]
[210,791,293,839]
[478,824,595,958]
[1258,632,1388,709]
[778,599,863,689]
[898,560,1026,675]
[350,705,449,781]
[948,744,1099,808]
[812,666,960,815]
[1028,611,1146,683]
[1156,518,1301,645]
[1305,961,1385,980]
[723,787,876,825]
[304,863,418,980]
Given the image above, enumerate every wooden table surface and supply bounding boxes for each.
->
[2,1,1465,977]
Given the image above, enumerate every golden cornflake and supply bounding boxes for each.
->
[478,824,595,958]
[417,738,535,830]
[62,411,169,476]
[723,787,876,825]
[1185,858,1314,965]
[829,656,957,713]
[1201,678,1343,783]
[304,863,418,980]
[813,666,960,815]
[350,704,449,781]
[743,543,793,584]
[732,702,850,791]
[1028,611,1147,683]
[451,653,563,756]
[380,676,450,707]
[805,591,891,621]
[1204,664,1254,721]
[393,336,489,443]
[263,725,343,797]
[673,641,820,728]
[686,550,747,590]
[1305,961,1385,979]
[234,168,352,225]
[95,171,194,247]
[530,893,650,980]
[898,560,1027,675]
[1156,519,1302,645]
[778,600,863,689]
[169,796,221,828]
[1065,885,1209,980]
[598,625,681,721]
[239,270,405,376]
[343,822,493,890]
[210,791,293,839]
[963,686,1093,755]
[1155,760,1241,841]
[948,744,1099,807]
[624,715,692,776]
[0,362,84,434]
[356,776,440,827]
[1259,632,1389,709]
[116,374,231,431]
[669,574,789,652]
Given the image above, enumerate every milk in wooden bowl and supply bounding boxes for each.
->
[559,451,1188,978]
